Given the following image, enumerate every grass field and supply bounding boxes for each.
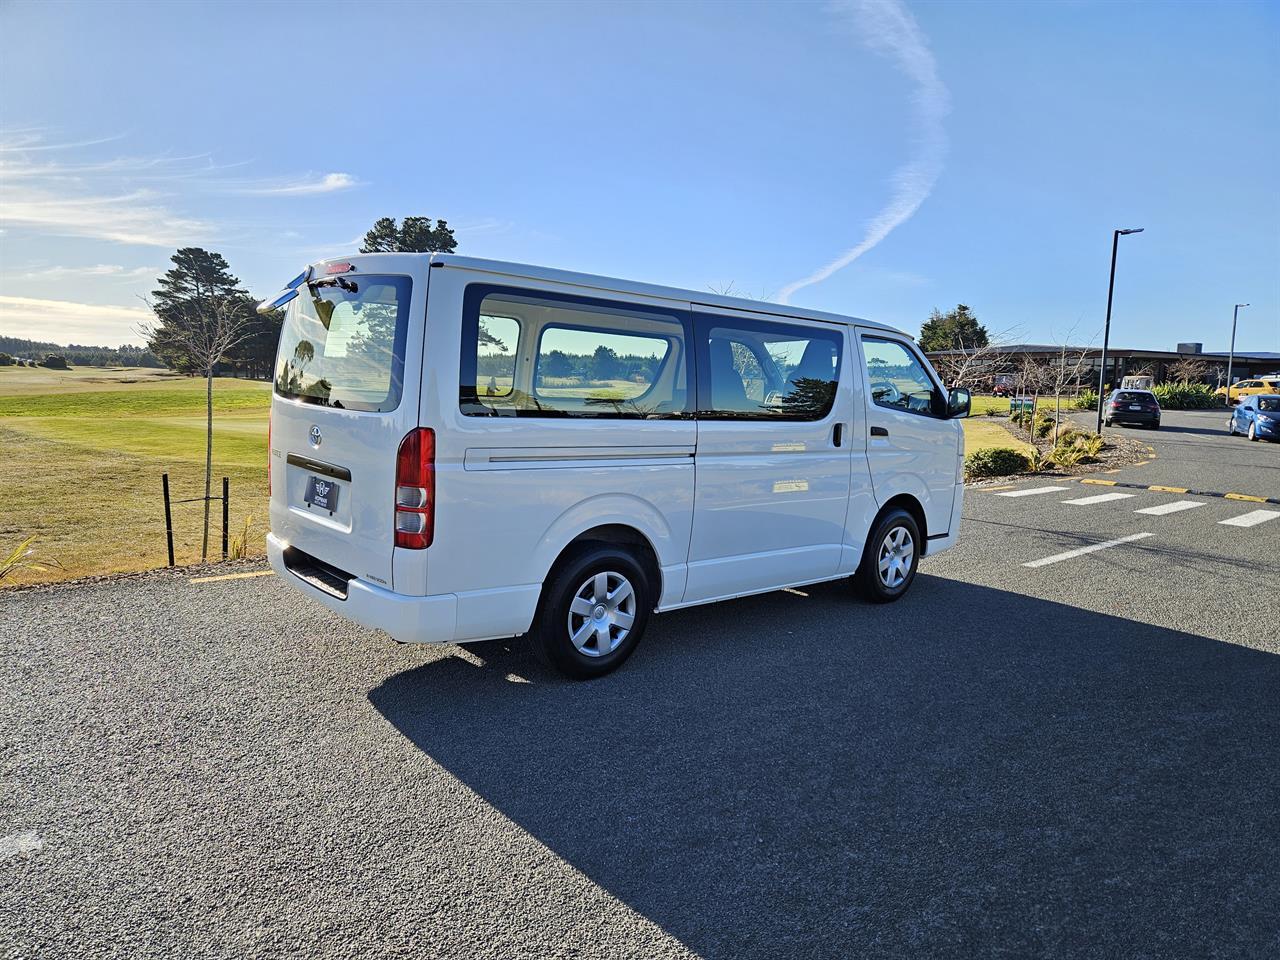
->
[1,366,270,587]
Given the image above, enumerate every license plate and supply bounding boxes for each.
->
[304,474,340,514]
[1129,404,1141,410]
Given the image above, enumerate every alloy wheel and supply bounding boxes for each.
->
[566,571,636,657]
[877,526,915,590]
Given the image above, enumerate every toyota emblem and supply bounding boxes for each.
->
[309,424,322,447]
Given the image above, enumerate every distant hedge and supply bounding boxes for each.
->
[965,447,1031,480]
[1153,381,1219,409]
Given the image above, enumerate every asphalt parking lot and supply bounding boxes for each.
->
[3,412,1277,960]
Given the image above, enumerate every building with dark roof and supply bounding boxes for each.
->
[925,343,1280,390]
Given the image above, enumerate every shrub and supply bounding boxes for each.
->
[1153,381,1219,410]
[1048,431,1107,467]
[1078,434,1105,457]
[1073,390,1098,411]
[965,447,1032,479]
[1049,444,1085,467]
[1034,416,1055,438]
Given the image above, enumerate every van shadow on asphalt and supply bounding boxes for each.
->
[368,575,1279,959]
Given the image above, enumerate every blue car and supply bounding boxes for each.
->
[1227,394,1280,442]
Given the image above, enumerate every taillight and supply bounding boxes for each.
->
[395,428,435,549]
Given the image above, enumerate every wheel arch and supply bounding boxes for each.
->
[875,493,928,544]
[539,521,664,610]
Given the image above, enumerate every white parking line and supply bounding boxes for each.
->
[1219,509,1280,528]
[1135,500,1206,516]
[1062,493,1137,505]
[997,486,1070,498]
[1023,532,1153,568]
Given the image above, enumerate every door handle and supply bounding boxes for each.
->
[870,426,889,437]
[833,423,844,447]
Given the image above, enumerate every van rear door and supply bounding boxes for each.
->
[267,257,427,591]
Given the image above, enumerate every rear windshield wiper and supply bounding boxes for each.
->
[309,277,358,293]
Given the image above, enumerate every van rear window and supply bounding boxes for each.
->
[274,275,411,412]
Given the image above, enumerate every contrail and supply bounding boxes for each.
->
[776,0,949,305]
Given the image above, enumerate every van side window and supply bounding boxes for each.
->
[697,317,841,421]
[861,336,940,417]
[476,315,519,398]
[460,286,690,418]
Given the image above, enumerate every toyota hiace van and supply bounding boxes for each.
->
[262,255,970,678]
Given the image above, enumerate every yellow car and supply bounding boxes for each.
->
[1217,377,1280,405]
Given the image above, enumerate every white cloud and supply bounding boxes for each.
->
[777,0,949,304]
[0,177,215,247]
[234,172,359,196]
[0,295,153,346]
[15,264,159,281]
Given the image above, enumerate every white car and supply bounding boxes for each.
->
[261,255,970,678]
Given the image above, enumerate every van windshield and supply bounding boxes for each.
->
[274,275,411,412]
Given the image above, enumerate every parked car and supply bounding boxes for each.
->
[259,254,971,679]
[1227,394,1280,442]
[1104,389,1161,429]
[1216,377,1280,405]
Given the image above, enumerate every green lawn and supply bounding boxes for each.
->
[1,366,270,586]
[962,417,1034,456]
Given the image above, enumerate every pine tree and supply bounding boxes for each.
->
[919,305,990,352]
[359,217,458,254]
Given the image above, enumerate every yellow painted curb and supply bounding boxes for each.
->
[1081,478,1117,486]
[190,570,274,584]
[1225,493,1267,503]
[980,485,1016,492]
[1148,485,1188,494]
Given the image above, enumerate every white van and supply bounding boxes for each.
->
[261,255,970,678]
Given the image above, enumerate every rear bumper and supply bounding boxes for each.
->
[1108,410,1159,423]
[267,533,457,644]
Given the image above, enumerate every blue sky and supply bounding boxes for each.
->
[1,0,1276,353]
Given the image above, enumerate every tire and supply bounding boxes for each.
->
[1150,422,1160,430]
[1227,418,1236,436]
[854,508,921,604]
[530,544,652,679]
[1248,423,1258,442]
[1104,418,1112,428]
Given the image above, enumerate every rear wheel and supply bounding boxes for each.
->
[1227,417,1236,435]
[530,545,651,679]
[854,508,921,603]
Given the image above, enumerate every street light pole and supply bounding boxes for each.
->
[1096,227,1144,434]
[1224,303,1248,404]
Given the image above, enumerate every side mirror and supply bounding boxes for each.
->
[947,387,971,419]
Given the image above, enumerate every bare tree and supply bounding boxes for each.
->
[1168,356,1211,383]
[930,341,1013,391]
[141,248,258,561]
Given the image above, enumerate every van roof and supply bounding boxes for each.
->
[327,252,904,337]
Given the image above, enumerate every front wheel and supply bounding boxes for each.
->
[530,545,651,679]
[854,508,921,603]
[1248,423,1258,442]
